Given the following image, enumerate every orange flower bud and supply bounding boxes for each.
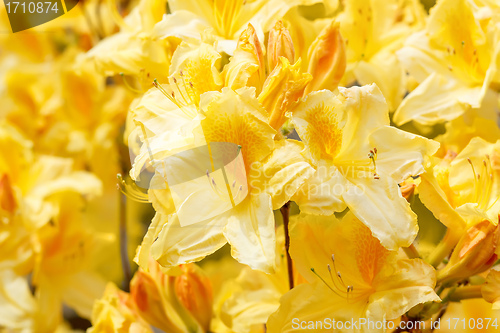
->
[267,21,295,71]
[437,220,500,285]
[174,264,214,332]
[305,21,346,94]
[129,261,189,333]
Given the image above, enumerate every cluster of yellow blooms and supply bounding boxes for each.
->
[1,0,500,332]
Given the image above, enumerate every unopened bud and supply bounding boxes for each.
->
[174,264,213,332]
[437,220,500,285]
[305,21,346,94]
[88,283,153,333]
[268,21,295,71]
[130,260,187,332]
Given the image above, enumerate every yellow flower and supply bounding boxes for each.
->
[291,84,439,250]
[154,0,324,54]
[394,0,500,126]
[267,212,440,332]
[338,0,426,110]
[214,229,293,333]
[419,137,500,232]
[87,0,175,79]
[136,87,313,273]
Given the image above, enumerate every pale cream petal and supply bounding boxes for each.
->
[368,259,440,320]
[353,52,405,111]
[336,84,390,162]
[150,213,228,267]
[219,268,282,333]
[251,140,315,210]
[61,271,107,319]
[223,193,276,273]
[153,10,209,41]
[0,270,36,330]
[291,163,347,216]
[393,72,480,126]
[369,126,440,183]
[342,174,418,250]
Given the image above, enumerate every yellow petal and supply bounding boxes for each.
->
[305,20,346,94]
[259,58,311,131]
[368,259,440,320]
[0,270,36,330]
[250,139,315,210]
[393,72,481,126]
[223,193,276,273]
[223,24,266,92]
[151,213,228,267]
[342,174,419,250]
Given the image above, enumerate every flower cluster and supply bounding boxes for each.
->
[1,0,500,332]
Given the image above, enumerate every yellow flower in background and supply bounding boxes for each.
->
[291,84,439,250]
[267,212,440,332]
[419,137,500,232]
[394,0,500,126]
[338,0,426,110]
[153,0,325,54]
[86,0,175,79]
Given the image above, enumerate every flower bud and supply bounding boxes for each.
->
[88,283,153,333]
[174,264,214,332]
[129,261,187,333]
[437,220,500,285]
[305,21,346,94]
[267,21,295,71]
[223,24,266,93]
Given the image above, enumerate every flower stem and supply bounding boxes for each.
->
[119,191,132,291]
[427,228,461,268]
[403,243,421,259]
[448,285,483,302]
[280,201,294,289]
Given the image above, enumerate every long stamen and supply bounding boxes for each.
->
[467,158,480,203]
[120,73,144,94]
[311,268,347,298]
[368,148,380,179]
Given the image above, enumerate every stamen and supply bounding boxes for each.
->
[467,158,480,203]
[120,73,144,94]
[117,174,149,203]
[368,148,380,179]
